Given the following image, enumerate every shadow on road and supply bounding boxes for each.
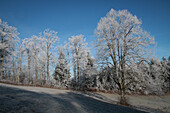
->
[0,85,148,113]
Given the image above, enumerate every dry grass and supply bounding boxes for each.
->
[98,92,170,112]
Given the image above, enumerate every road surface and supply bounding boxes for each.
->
[0,83,147,113]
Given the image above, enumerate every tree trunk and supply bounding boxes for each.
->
[120,87,126,104]
[17,64,20,83]
[119,33,127,105]
[46,36,50,85]
[46,54,49,85]
[27,51,31,82]
[35,57,38,85]
[19,55,22,83]
[0,57,3,79]
[77,58,80,86]
[73,63,76,85]
[13,55,16,82]
[120,59,126,104]
[0,34,4,79]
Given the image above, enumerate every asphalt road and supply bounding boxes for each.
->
[0,83,147,113]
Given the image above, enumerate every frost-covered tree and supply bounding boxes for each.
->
[81,52,97,89]
[161,57,170,92]
[53,47,70,87]
[96,66,116,91]
[22,38,35,84]
[19,29,59,85]
[16,44,23,83]
[134,58,165,95]
[84,52,96,75]
[95,9,155,104]
[148,59,165,95]
[0,18,19,80]
[25,35,41,84]
[134,58,169,95]
[39,29,59,84]
[67,35,88,86]
[37,50,47,85]
[168,57,170,91]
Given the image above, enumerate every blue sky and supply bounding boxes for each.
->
[0,0,170,59]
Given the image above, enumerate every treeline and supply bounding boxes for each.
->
[0,9,170,103]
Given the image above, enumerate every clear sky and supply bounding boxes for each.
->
[0,0,170,59]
